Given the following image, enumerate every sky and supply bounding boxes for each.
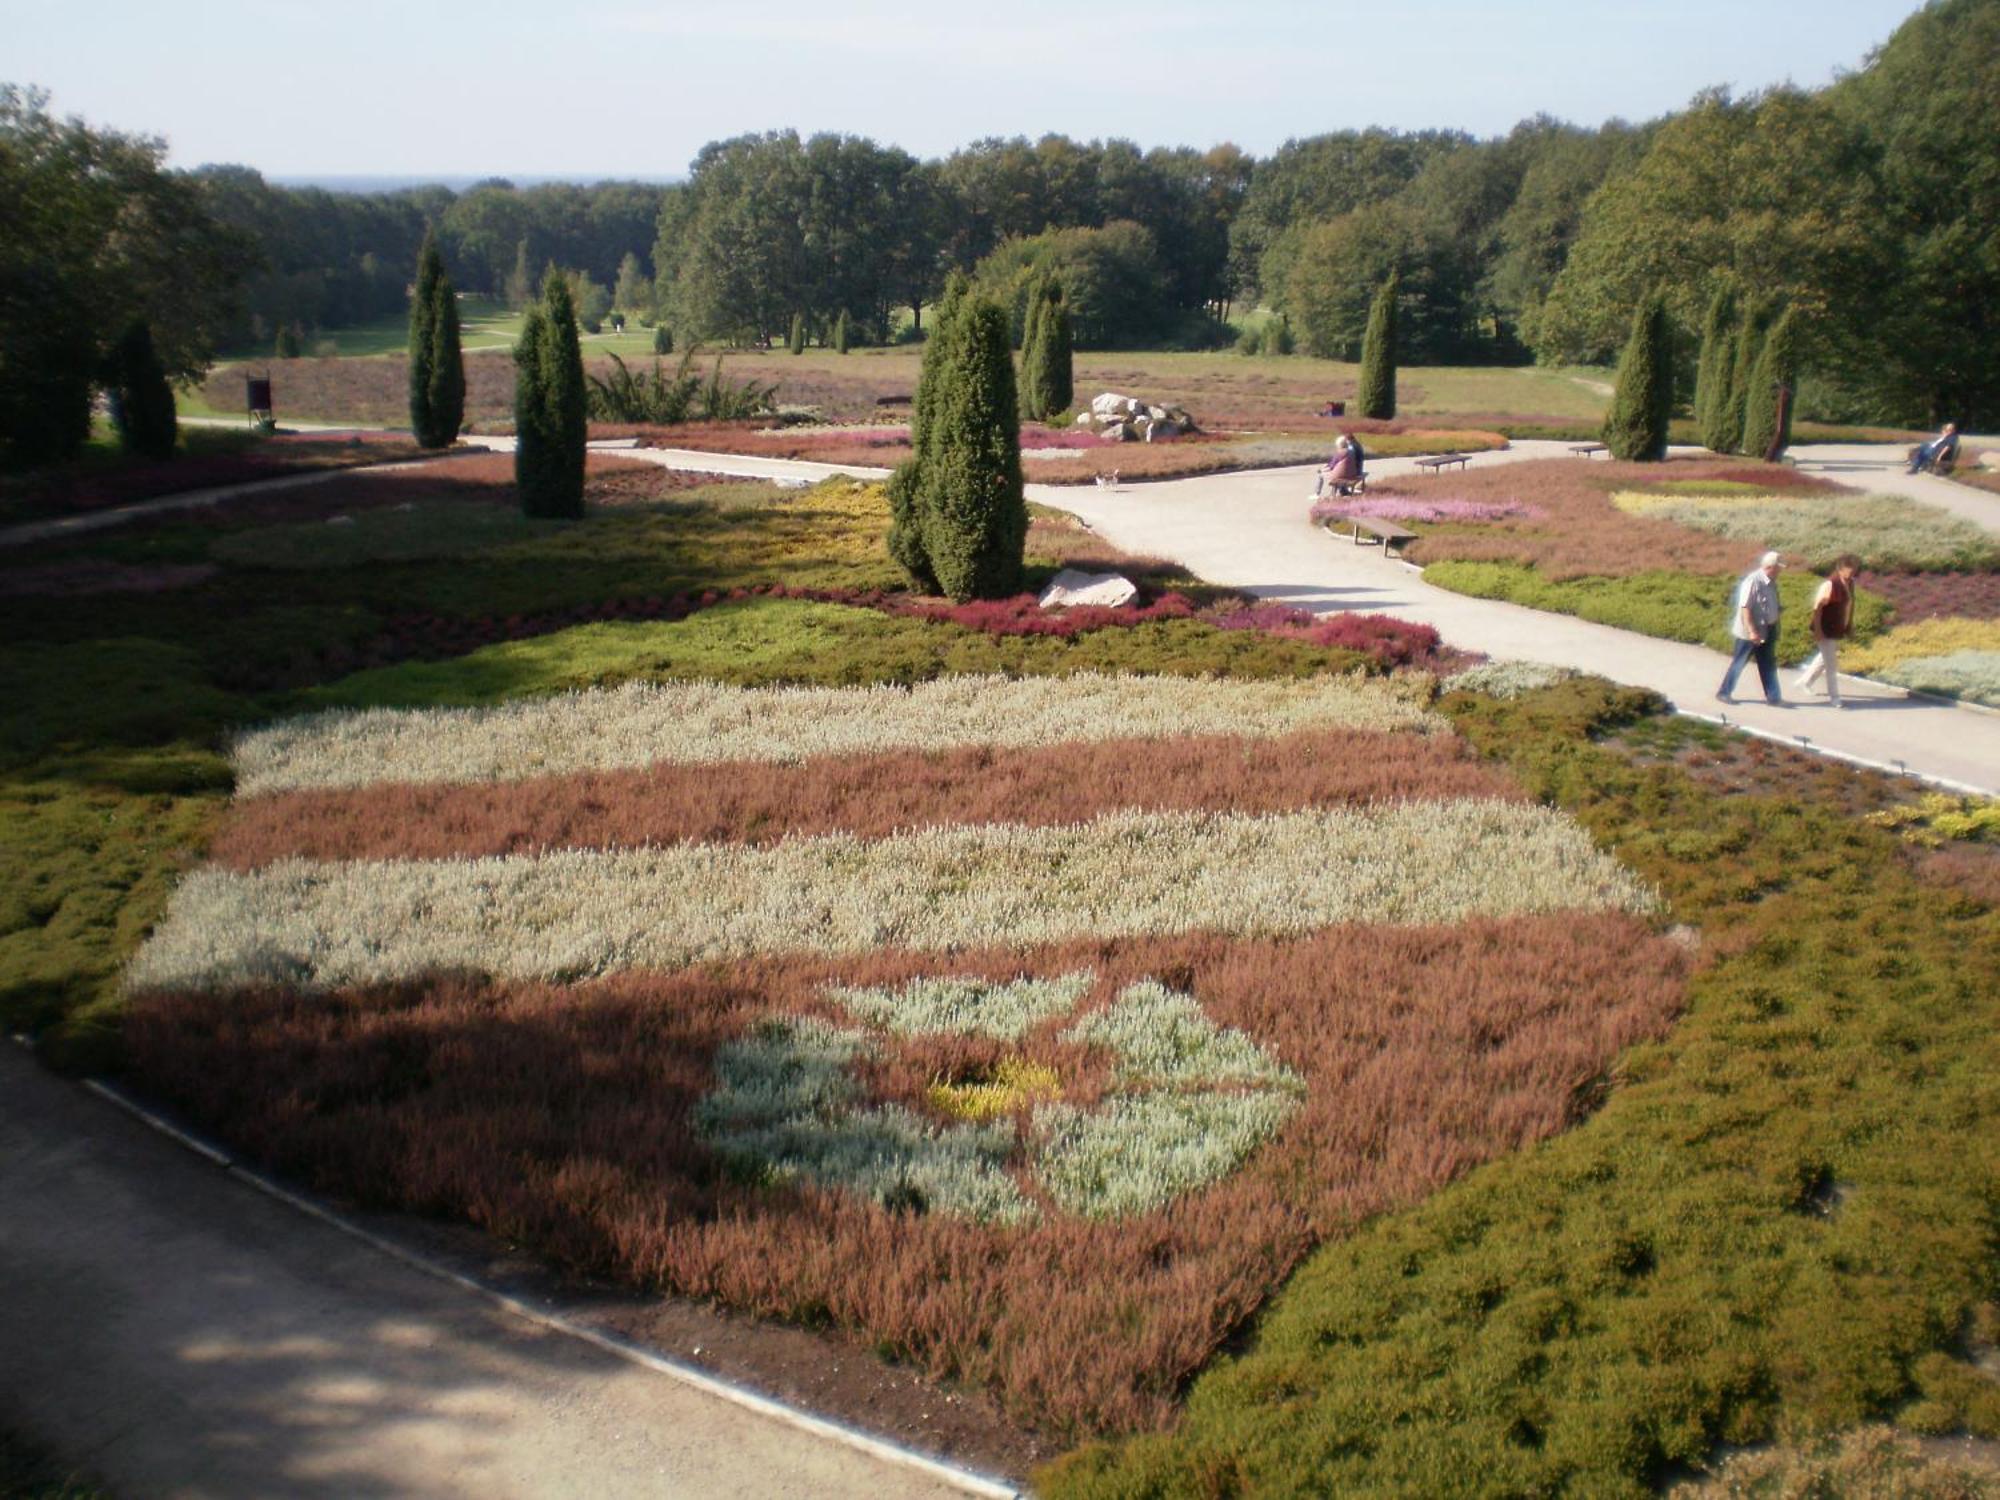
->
[3,0,1926,181]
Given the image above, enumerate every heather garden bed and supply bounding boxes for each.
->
[2,449,1996,1490]
[1383,456,2000,694]
[0,427,433,527]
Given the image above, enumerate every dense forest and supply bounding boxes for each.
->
[3,0,1996,450]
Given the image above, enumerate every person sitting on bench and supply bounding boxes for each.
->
[1908,422,1959,474]
[1314,433,1366,497]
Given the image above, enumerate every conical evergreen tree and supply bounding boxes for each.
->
[105,320,178,460]
[1740,306,1799,462]
[1721,300,1773,456]
[1042,282,1073,416]
[1357,275,1398,419]
[653,323,673,356]
[788,311,806,355]
[410,235,465,449]
[885,274,966,591]
[833,309,851,354]
[1018,281,1048,419]
[515,271,587,518]
[922,292,1026,602]
[1602,292,1673,461]
[1694,287,1738,454]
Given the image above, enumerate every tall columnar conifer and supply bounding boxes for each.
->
[1357,275,1398,420]
[1018,280,1047,418]
[1602,292,1673,461]
[1722,300,1773,456]
[788,311,806,355]
[833,309,850,354]
[921,293,1026,602]
[514,271,587,518]
[1741,305,1799,462]
[1694,287,1738,454]
[1042,281,1073,417]
[885,274,967,590]
[409,235,465,450]
[105,320,177,460]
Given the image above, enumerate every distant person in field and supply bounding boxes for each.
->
[1717,550,1786,706]
[1794,554,1860,706]
[1907,421,1959,473]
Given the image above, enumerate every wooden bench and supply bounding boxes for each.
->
[1323,515,1417,556]
[1569,442,1607,458]
[1413,452,1471,475]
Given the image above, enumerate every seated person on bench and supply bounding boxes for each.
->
[1908,422,1959,474]
[1314,433,1366,497]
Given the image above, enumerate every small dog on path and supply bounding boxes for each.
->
[1094,469,1120,489]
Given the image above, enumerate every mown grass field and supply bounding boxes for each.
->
[2,450,1995,1492]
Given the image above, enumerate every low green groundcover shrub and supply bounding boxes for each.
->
[1423,560,1890,664]
[1041,676,2000,1497]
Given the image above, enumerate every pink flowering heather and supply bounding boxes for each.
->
[1206,602,1443,668]
[1309,496,1545,526]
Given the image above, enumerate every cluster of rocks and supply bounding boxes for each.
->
[1075,392,1197,443]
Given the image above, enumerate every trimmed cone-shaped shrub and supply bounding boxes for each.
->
[1018,282,1047,419]
[515,272,587,519]
[653,324,673,356]
[1694,287,1738,454]
[788,311,806,355]
[410,236,465,450]
[106,320,177,460]
[886,275,967,591]
[834,309,850,355]
[1741,306,1799,462]
[1602,293,1672,462]
[275,323,302,360]
[922,294,1026,602]
[1721,300,1772,456]
[1358,276,1398,419]
[1043,284,1073,416]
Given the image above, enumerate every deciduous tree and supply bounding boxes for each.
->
[105,321,177,460]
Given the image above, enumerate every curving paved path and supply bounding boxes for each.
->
[574,437,2000,797]
[0,1045,1007,1500]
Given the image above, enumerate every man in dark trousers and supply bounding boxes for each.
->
[1717,550,1786,706]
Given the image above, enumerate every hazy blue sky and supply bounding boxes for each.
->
[4,0,1924,179]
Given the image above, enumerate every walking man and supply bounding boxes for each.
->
[1796,555,1859,706]
[1717,550,1786,706]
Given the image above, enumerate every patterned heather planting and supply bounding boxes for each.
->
[1611,490,2000,571]
[125,914,1690,1437]
[211,726,1522,870]
[127,800,1655,995]
[233,671,1439,796]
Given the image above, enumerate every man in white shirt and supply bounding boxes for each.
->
[1716,550,1786,706]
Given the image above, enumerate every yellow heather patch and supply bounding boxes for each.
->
[1843,617,2000,673]
[230,672,1440,796]
[928,1058,1065,1122]
[127,800,1655,995]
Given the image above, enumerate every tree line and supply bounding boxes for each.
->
[2,0,1995,471]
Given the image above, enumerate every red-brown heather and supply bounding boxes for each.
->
[126,914,1691,1439]
[210,727,1523,870]
[1393,457,1851,580]
[1854,570,2000,623]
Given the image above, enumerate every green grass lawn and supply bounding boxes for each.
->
[213,294,669,363]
